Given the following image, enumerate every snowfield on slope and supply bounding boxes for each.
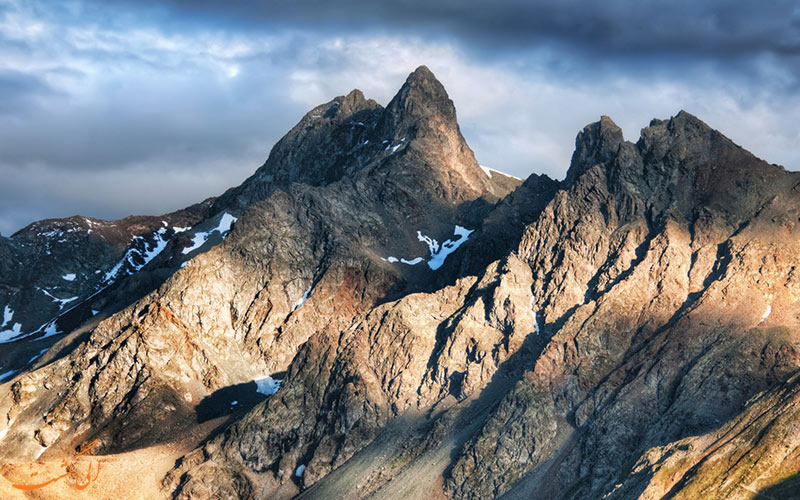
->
[182,213,237,255]
[382,225,474,270]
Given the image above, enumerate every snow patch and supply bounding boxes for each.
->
[40,320,60,339]
[0,369,16,381]
[183,232,210,255]
[215,213,237,234]
[254,376,282,396]
[40,229,62,238]
[530,297,541,335]
[0,322,22,343]
[383,225,474,270]
[383,256,424,266]
[231,400,238,406]
[295,285,312,310]
[1,305,12,328]
[417,232,440,255]
[62,273,76,281]
[762,304,772,320]
[480,165,522,180]
[139,228,170,264]
[103,259,125,282]
[295,464,306,477]
[28,347,48,365]
[182,213,238,255]
[37,288,78,309]
[105,226,176,282]
[389,138,406,154]
[422,226,474,270]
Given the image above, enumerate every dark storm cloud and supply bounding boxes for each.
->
[100,0,800,60]
[81,0,800,97]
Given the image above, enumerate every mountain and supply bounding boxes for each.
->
[0,202,213,382]
[0,66,798,500]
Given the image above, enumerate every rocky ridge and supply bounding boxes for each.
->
[0,67,798,500]
[0,201,213,382]
[0,66,518,467]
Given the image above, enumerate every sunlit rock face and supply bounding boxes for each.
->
[2,67,799,500]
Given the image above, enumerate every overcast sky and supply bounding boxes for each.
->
[1,0,799,234]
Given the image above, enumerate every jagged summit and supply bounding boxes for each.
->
[565,114,624,185]
[300,88,378,125]
[398,64,446,102]
[407,64,437,83]
[377,65,458,139]
[213,65,514,213]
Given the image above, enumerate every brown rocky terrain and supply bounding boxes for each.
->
[0,66,798,500]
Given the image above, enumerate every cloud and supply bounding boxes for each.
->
[93,1,800,62]
[0,0,798,235]
[0,68,55,113]
[0,157,253,235]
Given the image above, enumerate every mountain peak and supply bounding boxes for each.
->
[565,115,624,185]
[406,64,437,85]
[640,110,712,142]
[373,66,514,201]
[378,66,457,140]
[398,65,452,114]
[335,88,375,117]
[668,109,715,137]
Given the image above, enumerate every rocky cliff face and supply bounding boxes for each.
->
[444,111,800,500]
[1,67,798,500]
